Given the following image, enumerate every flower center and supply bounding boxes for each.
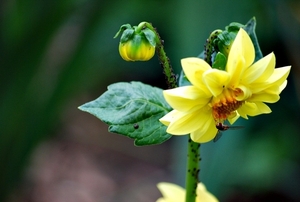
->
[211,89,243,122]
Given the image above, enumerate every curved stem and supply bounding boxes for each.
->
[185,137,200,202]
[143,22,177,89]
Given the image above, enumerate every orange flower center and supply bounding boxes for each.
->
[211,89,243,122]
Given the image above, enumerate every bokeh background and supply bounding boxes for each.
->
[1,0,300,201]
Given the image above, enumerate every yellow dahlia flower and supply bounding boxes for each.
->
[156,182,218,202]
[160,28,291,143]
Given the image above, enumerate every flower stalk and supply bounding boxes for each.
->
[141,22,201,201]
[139,22,200,201]
[139,22,177,89]
[139,22,201,202]
[185,138,200,202]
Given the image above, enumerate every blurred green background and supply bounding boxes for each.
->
[1,0,300,201]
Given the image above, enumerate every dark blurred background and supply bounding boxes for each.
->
[1,0,300,201]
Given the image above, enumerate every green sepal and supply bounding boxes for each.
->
[115,23,157,48]
[225,22,244,32]
[217,17,263,62]
[214,17,262,62]
[217,31,236,48]
[129,34,143,52]
[212,52,227,70]
[243,17,263,62]
[120,28,135,43]
[114,24,135,44]
[142,28,157,47]
[178,70,191,87]
[114,24,132,39]
[78,82,172,146]
[216,25,240,57]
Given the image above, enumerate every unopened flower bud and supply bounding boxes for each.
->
[114,22,157,61]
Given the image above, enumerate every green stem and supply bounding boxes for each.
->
[142,22,177,89]
[185,137,200,202]
[141,22,200,202]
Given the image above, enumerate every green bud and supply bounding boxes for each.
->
[205,17,262,70]
[114,22,157,61]
[212,52,227,70]
[207,23,244,69]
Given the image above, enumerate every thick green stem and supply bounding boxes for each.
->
[143,22,177,89]
[142,22,200,202]
[185,137,200,202]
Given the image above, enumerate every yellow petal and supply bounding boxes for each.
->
[249,66,291,94]
[237,101,271,118]
[237,102,253,119]
[235,84,252,101]
[156,182,185,202]
[265,66,291,88]
[202,69,231,97]
[248,82,272,94]
[181,57,212,95]
[196,183,219,202]
[263,83,281,95]
[227,52,246,88]
[163,86,210,112]
[228,112,240,124]
[248,84,281,103]
[279,80,288,93]
[227,29,255,86]
[242,52,275,84]
[157,182,219,202]
[190,113,217,143]
[247,93,279,103]
[159,110,177,126]
[164,109,203,135]
[255,102,272,114]
[233,28,255,68]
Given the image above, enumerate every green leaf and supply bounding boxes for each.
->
[78,81,172,146]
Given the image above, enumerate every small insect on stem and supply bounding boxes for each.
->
[213,123,243,142]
